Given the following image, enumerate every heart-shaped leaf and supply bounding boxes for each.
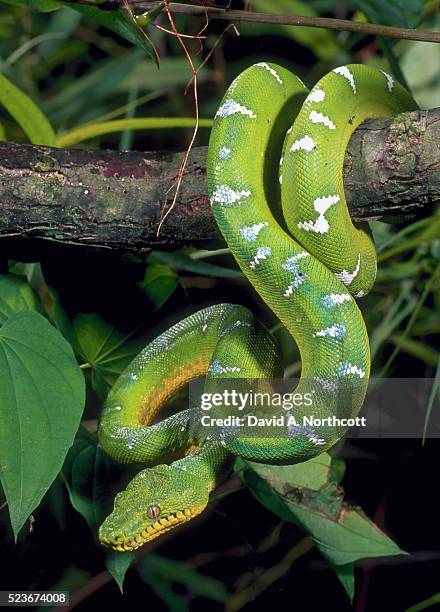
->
[0,312,85,538]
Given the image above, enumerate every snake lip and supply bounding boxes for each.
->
[100,504,206,552]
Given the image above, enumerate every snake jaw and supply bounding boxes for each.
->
[99,504,206,551]
[98,464,211,552]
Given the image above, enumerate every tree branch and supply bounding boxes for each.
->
[130,1,440,44]
[0,108,438,254]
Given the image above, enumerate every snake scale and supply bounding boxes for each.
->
[98,64,417,551]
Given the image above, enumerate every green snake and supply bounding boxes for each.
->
[98,63,417,551]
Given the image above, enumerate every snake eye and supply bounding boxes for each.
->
[147,504,161,520]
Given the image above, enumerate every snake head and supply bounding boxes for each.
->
[99,463,209,551]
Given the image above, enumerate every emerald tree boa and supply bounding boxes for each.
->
[98,64,417,551]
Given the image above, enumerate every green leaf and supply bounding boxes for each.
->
[0,274,43,325]
[389,335,439,367]
[248,0,340,60]
[401,35,440,109]
[8,263,75,344]
[354,0,429,28]
[57,3,157,62]
[139,263,180,310]
[236,453,332,492]
[149,251,242,279]
[57,117,213,147]
[73,314,142,399]
[45,53,205,125]
[62,427,112,531]
[41,285,75,345]
[237,459,405,566]
[407,592,440,612]
[0,0,157,59]
[106,551,136,593]
[333,563,355,603]
[0,312,85,538]
[0,73,55,145]
[0,0,60,11]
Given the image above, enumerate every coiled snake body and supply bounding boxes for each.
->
[99,64,417,551]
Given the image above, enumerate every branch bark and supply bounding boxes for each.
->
[0,107,438,254]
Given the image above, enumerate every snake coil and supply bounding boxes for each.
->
[98,64,417,551]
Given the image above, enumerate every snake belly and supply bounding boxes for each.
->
[98,64,417,551]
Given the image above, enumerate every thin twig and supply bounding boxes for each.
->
[131,1,440,44]
[184,22,239,95]
[156,0,200,237]
[153,23,207,38]
[185,23,240,94]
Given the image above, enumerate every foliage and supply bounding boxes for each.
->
[0,0,439,610]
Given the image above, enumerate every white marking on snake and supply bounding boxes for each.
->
[321,293,351,309]
[255,62,283,84]
[290,135,316,153]
[338,362,366,378]
[380,70,395,92]
[306,88,325,103]
[219,147,231,160]
[313,323,347,339]
[240,222,268,242]
[288,423,326,445]
[297,194,340,234]
[335,253,361,286]
[283,252,309,267]
[220,320,252,336]
[215,99,256,119]
[208,359,241,374]
[356,290,365,298]
[314,377,337,395]
[309,110,336,130]
[279,156,284,166]
[250,246,272,269]
[282,252,309,297]
[211,185,251,207]
[333,66,356,93]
